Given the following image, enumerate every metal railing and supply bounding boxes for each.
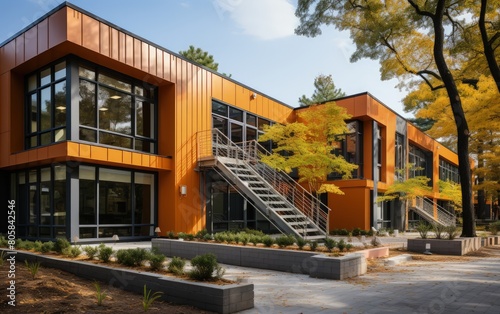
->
[198,129,329,235]
[414,196,456,226]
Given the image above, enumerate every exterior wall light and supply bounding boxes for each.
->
[180,185,187,196]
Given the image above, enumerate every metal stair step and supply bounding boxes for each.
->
[305,235,326,241]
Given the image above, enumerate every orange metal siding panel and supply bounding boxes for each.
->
[66,8,82,44]
[37,146,48,160]
[67,142,79,157]
[15,36,25,66]
[141,154,150,167]
[107,149,122,163]
[222,79,236,104]
[48,8,67,48]
[149,45,157,76]
[110,28,119,60]
[162,52,171,81]
[28,148,38,162]
[82,14,100,52]
[211,73,222,100]
[133,38,142,69]
[16,151,29,165]
[141,41,149,72]
[0,74,10,133]
[79,143,91,158]
[119,32,126,63]
[2,41,16,72]
[37,19,49,52]
[90,146,107,161]
[132,152,142,166]
[46,143,67,158]
[123,151,132,164]
[149,156,157,168]
[156,49,163,78]
[24,27,38,61]
[124,34,134,65]
[235,85,250,111]
[99,23,110,57]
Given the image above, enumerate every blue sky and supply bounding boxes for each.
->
[0,0,409,117]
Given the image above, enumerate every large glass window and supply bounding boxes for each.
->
[395,133,405,180]
[409,144,433,186]
[15,165,67,239]
[78,64,157,153]
[439,158,459,183]
[26,61,67,148]
[78,165,155,239]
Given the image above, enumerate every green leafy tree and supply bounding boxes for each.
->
[377,166,432,203]
[258,101,358,197]
[299,74,345,106]
[294,0,498,237]
[179,45,219,71]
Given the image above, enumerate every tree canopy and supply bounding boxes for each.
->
[179,45,219,71]
[295,0,500,237]
[298,74,346,106]
[258,101,358,196]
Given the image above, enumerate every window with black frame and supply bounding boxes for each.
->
[26,61,67,148]
[328,120,363,180]
[409,144,433,186]
[78,64,157,153]
[439,158,459,183]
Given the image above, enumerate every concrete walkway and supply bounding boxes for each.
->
[97,239,500,314]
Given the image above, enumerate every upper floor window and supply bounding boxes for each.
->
[409,144,432,186]
[78,64,157,153]
[395,133,405,180]
[439,158,459,183]
[26,61,67,148]
[328,120,363,180]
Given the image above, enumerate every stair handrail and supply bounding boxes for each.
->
[414,196,456,226]
[200,128,330,235]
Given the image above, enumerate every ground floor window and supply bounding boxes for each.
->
[14,163,156,240]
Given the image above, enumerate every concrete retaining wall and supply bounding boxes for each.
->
[152,239,366,280]
[407,238,482,256]
[5,250,253,314]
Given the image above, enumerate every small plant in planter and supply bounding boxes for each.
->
[295,236,307,250]
[53,238,71,254]
[147,250,166,271]
[324,237,337,252]
[97,244,114,263]
[337,239,347,252]
[62,245,82,258]
[433,224,446,239]
[416,221,432,239]
[41,241,54,253]
[308,240,318,251]
[188,253,225,281]
[83,246,99,260]
[275,234,295,248]
[489,221,500,235]
[445,225,460,240]
[168,256,186,275]
[262,235,274,247]
[166,231,176,239]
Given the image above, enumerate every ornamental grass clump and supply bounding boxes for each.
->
[167,256,186,275]
[416,221,432,239]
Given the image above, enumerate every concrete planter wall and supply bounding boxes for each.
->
[152,239,367,280]
[482,236,500,246]
[6,250,253,314]
[407,238,482,256]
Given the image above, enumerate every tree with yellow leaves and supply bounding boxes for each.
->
[258,101,358,199]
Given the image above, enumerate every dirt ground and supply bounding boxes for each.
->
[0,257,214,314]
[1,245,500,313]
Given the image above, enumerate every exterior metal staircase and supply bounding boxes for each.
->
[410,196,456,227]
[197,129,329,241]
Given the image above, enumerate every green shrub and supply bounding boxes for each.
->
[53,238,71,254]
[345,243,354,251]
[295,236,307,250]
[63,246,82,258]
[168,256,186,275]
[148,252,166,271]
[116,248,148,267]
[0,236,7,248]
[416,221,432,239]
[166,231,176,239]
[213,232,226,243]
[324,237,337,252]
[489,221,500,235]
[308,241,318,251]
[434,224,446,239]
[188,253,224,281]
[97,244,114,263]
[41,241,54,253]
[83,246,99,259]
[275,234,295,248]
[337,239,347,251]
[195,229,209,239]
[203,233,213,241]
[352,228,362,236]
[445,225,460,240]
[177,232,187,240]
[262,235,274,247]
[33,241,43,252]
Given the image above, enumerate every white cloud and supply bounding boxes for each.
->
[215,0,298,40]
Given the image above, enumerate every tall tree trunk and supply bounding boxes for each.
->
[433,0,476,236]
[480,0,500,92]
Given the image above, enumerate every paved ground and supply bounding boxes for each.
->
[102,237,500,314]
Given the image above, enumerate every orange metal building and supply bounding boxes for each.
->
[0,3,458,241]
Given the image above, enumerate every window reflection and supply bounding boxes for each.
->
[79,80,96,127]
[98,86,132,135]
